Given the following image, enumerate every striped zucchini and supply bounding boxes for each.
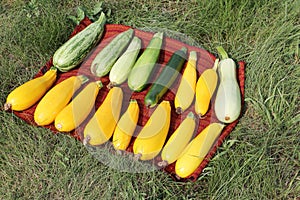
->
[53,12,106,72]
[108,36,141,87]
[91,28,134,77]
[128,32,164,92]
[144,47,187,108]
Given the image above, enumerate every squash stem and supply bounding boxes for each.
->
[189,51,197,62]
[4,103,11,111]
[212,58,220,71]
[78,75,89,84]
[157,160,168,167]
[116,150,123,155]
[95,12,106,23]
[175,174,182,180]
[56,123,63,130]
[199,114,206,119]
[49,66,58,71]
[216,46,229,60]
[175,107,182,114]
[107,82,115,89]
[134,153,142,161]
[95,80,103,88]
[83,135,91,146]
[187,111,196,119]
[153,32,164,40]
[180,47,188,54]
[130,99,137,103]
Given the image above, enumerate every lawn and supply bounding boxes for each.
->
[0,0,299,199]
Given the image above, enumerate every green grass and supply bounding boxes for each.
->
[1,0,299,199]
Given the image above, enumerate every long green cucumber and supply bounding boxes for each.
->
[91,28,134,77]
[108,36,141,87]
[53,12,106,72]
[127,32,164,92]
[144,47,187,108]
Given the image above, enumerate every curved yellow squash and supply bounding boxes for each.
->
[133,101,171,160]
[112,99,139,151]
[34,75,88,126]
[54,81,103,132]
[83,87,123,146]
[158,112,196,167]
[195,59,219,117]
[4,68,57,111]
[174,51,197,114]
[175,123,225,178]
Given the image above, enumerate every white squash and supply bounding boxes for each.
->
[214,46,241,123]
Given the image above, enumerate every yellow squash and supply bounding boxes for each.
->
[133,101,171,160]
[174,51,197,114]
[55,81,103,132]
[83,87,123,146]
[158,112,196,167]
[112,99,139,151]
[195,59,219,117]
[4,67,57,111]
[34,75,88,126]
[175,123,225,178]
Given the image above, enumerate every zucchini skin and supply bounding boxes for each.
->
[127,32,164,92]
[144,47,187,108]
[91,28,134,77]
[109,36,141,86]
[53,12,106,72]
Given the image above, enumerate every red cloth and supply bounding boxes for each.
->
[11,17,245,182]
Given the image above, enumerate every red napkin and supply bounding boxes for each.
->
[11,17,245,182]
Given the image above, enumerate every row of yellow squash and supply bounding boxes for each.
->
[4,49,225,179]
[4,60,223,179]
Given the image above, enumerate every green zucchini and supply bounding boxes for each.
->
[91,28,134,77]
[144,47,187,108]
[108,36,141,87]
[127,32,164,92]
[53,12,106,72]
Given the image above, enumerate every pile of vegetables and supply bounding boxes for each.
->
[4,12,242,180]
